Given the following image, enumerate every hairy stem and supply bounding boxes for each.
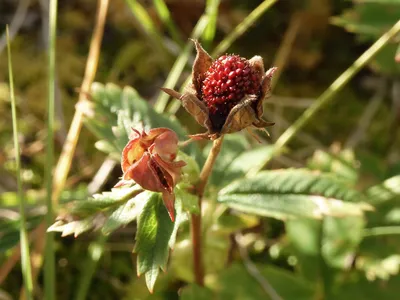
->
[191,136,224,285]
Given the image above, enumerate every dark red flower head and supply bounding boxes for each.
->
[162,40,277,140]
[115,128,186,221]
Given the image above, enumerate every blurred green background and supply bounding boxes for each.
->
[1,0,400,299]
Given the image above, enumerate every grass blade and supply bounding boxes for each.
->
[6,25,34,300]
[212,0,278,57]
[152,0,184,46]
[251,19,400,175]
[203,0,221,48]
[125,0,170,66]
[154,15,209,112]
[44,0,57,299]
[75,235,107,300]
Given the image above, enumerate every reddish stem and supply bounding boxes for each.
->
[191,136,224,286]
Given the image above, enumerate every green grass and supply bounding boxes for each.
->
[250,19,400,175]
[44,1,58,299]
[7,25,34,300]
[154,15,209,113]
[152,0,184,47]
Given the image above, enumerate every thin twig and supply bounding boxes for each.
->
[52,0,109,205]
[235,233,283,300]
[191,136,225,286]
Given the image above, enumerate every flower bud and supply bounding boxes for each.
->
[116,128,186,221]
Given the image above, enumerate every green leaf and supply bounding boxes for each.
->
[47,216,96,238]
[332,272,400,300]
[135,193,184,292]
[307,149,358,184]
[102,191,153,235]
[357,254,400,280]
[86,82,203,163]
[0,214,42,252]
[322,216,365,268]
[285,219,322,281]
[365,175,400,205]
[175,185,199,214]
[216,212,259,234]
[48,185,145,237]
[70,184,143,217]
[332,3,400,75]
[216,263,315,300]
[218,169,371,220]
[222,145,274,186]
[177,151,200,186]
[359,0,400,3]
[180,284,214,300]
[332,3,400,38]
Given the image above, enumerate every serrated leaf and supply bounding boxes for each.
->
[135,193,184,292]
[218,169,371,220]
[145,266,160,294]
[366,175,400,205]
[102,191,153,235]
[86,82,203,164]
[71,184,143,217]
[47,216,96,237]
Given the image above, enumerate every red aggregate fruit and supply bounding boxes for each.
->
[201,55,263,130]
[161,40,277,140]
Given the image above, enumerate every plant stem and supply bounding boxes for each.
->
[250,19,400,175]
[191,136,224,285]
[44,1,57,298]
[7,26,34,300]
